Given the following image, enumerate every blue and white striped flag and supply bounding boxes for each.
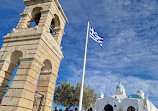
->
[89,27,104,47]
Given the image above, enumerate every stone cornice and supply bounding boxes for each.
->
[3,35,41,43]
[20,57,44,67]
[3,31,42,43]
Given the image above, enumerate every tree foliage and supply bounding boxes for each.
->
[54,82,97,109]
[54,81,74,107]
[74,83,97,109]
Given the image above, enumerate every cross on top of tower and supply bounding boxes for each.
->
[139,82,143,90]
[108,92,111,96]
[118,79,122,85]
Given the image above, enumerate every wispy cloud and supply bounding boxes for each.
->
[59,0,158,107]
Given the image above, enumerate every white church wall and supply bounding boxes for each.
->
[146,99,158,111]
[137,99,148,111]
[92,82,158,111]
[122,98,139,111]
[95,97,120,111]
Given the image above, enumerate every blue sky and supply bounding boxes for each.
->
[0,0,158,108]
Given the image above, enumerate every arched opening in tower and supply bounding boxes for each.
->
[0,50,22,103]
[30,13,41,27]
[29,7,43,28]
[33,59,52,111]
[49,14,60,36]
[50,19,55,35]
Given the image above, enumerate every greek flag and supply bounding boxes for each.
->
[89,27,104,47]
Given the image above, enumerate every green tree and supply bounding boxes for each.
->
[74,83,97,110]
[54,82,97,110]
[54,81,74,107]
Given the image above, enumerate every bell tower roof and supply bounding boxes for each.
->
[24,0,68,23]
[137,89,144,93]
[115,80,126,97]
[137,86,145,99]
[99,92,104,98]
[116,84,124,89]
[116,80,125,89]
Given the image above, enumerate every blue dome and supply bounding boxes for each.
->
[128,94,143,99]
[116,85,124,89]
[99,92,104,95]
[137,89,144,93]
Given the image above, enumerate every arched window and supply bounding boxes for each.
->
[127,106,135,111]
[0,50,22,103]
[49,14,60,36]
[29,7,43,27]
[104,104,113,111]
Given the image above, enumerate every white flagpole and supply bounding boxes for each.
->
[78,21,91,111]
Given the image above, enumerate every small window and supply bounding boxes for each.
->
[127,106,135,111]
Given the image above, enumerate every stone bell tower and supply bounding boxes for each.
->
[0,0,68,111]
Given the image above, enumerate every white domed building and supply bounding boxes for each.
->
[92,82,158,111]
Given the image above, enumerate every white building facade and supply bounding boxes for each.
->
[92,83,158,111]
